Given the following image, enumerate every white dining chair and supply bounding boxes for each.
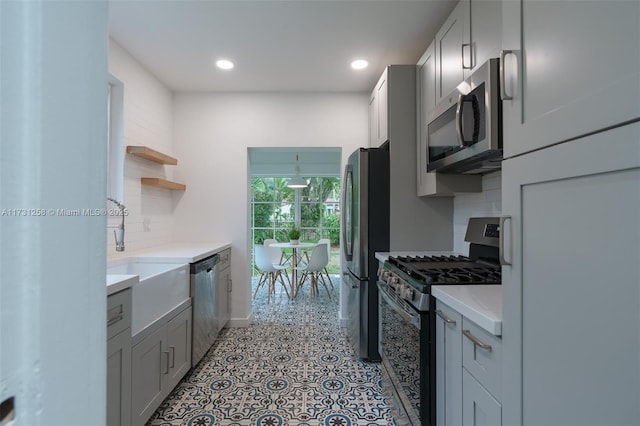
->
[264,238,291,286]
[317,238,334,289]
[254,245,290,303]
[294,243,331,301]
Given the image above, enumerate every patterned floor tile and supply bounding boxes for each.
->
[147,276,395,426]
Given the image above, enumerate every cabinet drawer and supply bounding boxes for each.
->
[462,318,502,400]
[107,288,131,340]
[218,248,231,270]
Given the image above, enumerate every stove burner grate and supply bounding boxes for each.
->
[388,254,501,286]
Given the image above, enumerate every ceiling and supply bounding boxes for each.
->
[108,0,457,93]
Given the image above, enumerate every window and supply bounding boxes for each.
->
[107,75,124,200]
[250,176,341,274]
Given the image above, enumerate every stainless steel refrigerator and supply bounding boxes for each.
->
[341,147,389,361]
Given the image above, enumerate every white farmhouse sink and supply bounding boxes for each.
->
[107,258,190,336]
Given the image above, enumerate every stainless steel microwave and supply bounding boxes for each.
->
[426,58,502,174]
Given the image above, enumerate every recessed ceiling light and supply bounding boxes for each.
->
[351,59,368,70]
[216,59,234,70]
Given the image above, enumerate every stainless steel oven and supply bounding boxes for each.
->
[377,217,502,426]
[377,273,431,426]
[426,58,502,174]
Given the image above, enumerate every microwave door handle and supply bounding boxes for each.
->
[455,94,465,147]
[456,94,481,147]
[471,94,480,143]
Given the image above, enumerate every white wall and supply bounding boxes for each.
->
[453,171,502,253]
[107,40,176,254]
[171,93,368,325]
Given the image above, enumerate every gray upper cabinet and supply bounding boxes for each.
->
[369,70,389,147]
[435,0,501,104]
[468,0,501,75]
[501,0,640,158]
[435,0,469,104]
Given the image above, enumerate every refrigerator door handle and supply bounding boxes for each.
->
[342,164,354,261]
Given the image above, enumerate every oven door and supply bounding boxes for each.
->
[378,282,426,426]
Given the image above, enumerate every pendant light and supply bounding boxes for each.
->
[287,154,308,188]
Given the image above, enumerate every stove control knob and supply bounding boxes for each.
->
[388,275,399,288]
[379,269,390,281]
[401,286,415,301]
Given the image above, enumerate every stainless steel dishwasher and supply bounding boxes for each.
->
[190,254,219,367]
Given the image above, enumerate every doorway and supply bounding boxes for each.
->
[248,147,342,300]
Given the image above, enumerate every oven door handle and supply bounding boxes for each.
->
[378,284,421,330]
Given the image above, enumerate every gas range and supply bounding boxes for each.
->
[378,218,502,313]
[377,217,503,426]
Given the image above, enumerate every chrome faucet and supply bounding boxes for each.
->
[107,197,126,252]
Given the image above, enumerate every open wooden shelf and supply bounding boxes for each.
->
[141,178,186,191]
[127,146,178,165]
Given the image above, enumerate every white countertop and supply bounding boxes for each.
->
[375,251,458,263]
[106,241,231,293]
[106,274,138,296]
[108,241,231,263]
[432,285,502,336]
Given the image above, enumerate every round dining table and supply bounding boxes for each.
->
[269,242,317,298]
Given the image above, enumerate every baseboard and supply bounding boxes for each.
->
[227,313,253,328]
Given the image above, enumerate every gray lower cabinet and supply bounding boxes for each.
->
[461,318,502,426]
[435,302,462,426]
[501,121,640,425]
[462,369,501,426]
[107,289,132,426]
[216,248,231,332]
[131,306,192,426]
[435,300,502,426]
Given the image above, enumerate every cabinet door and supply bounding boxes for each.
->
[216,267,231,331]
[369,69,389,148]
[462,369,501,426]
[417,41,436,196]
[501,0,640,157]
[131,327,165,426]
[435,0,470,103]
[166,307,192,391]
[467,0,501,76]
[435,302,463,426]
[501,122,640,426]
[368,92,378,147]
[107,329,131,426]
[376,76,388,146]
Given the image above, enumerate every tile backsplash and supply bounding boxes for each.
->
[107,39,176,255]
[453,171,502,253]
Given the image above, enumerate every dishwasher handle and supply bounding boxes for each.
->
[190,254,219,274]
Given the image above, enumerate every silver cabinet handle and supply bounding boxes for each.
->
[463,330,492,352]
[169,346,176,368]
[107,314,123,327]
[462,43,472,69]
[499,216,512,266]
[500,50,516,101]
[163,351,170,374]
[435,310,457,325]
